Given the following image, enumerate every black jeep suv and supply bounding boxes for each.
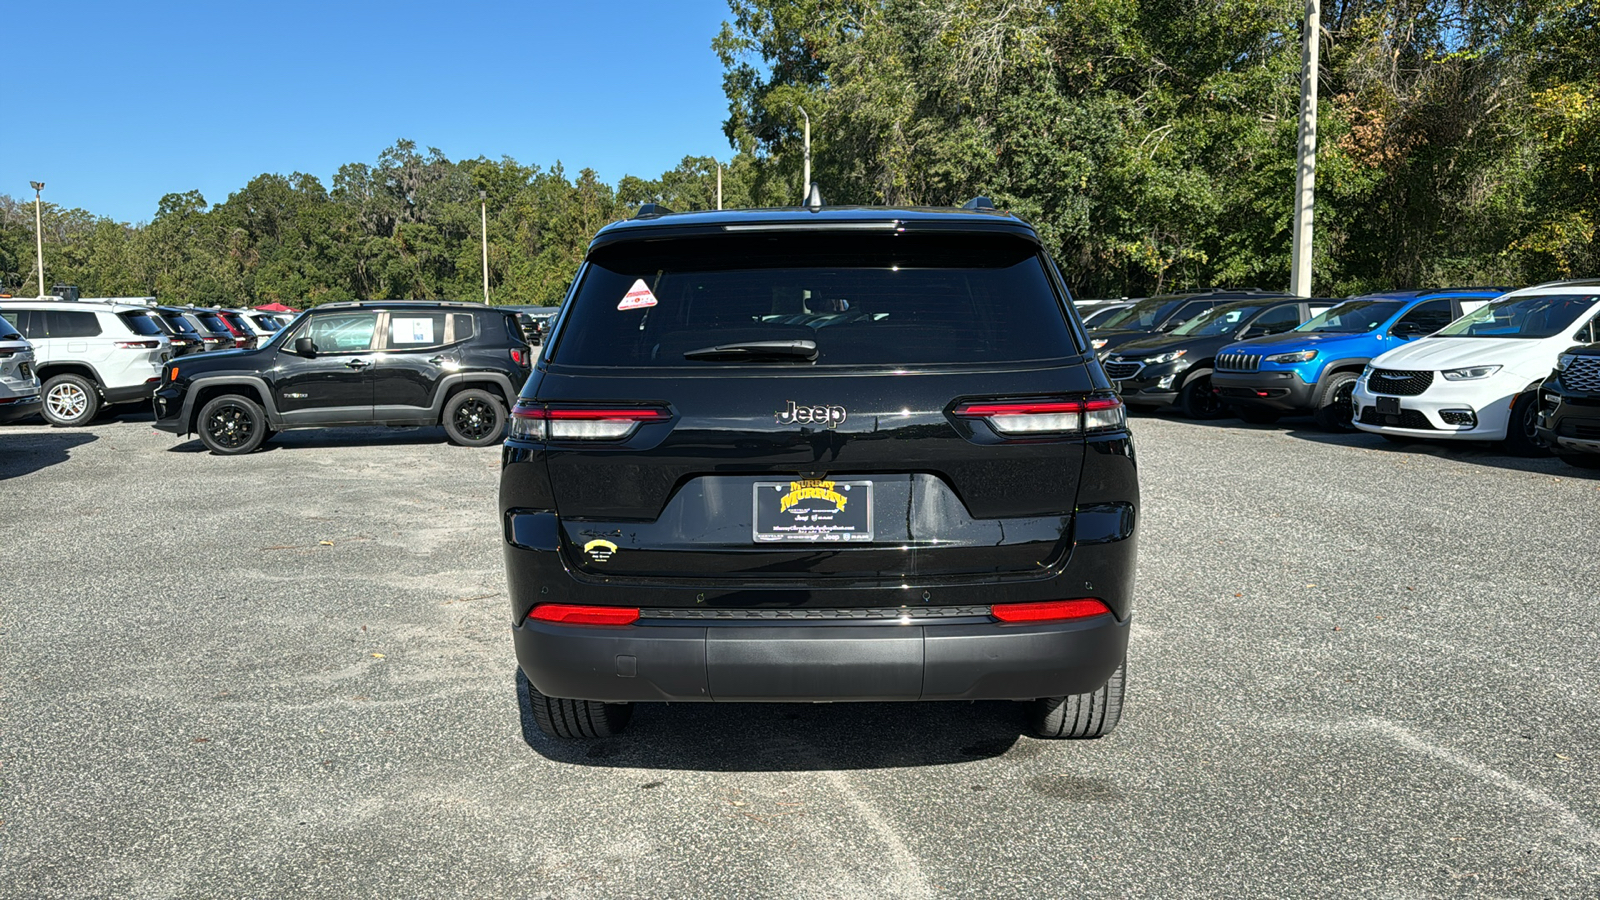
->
[154,300,532,454]
[500,203,1139,741]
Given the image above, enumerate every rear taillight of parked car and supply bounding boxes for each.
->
[952,396,1125,437]
[509,402,671,441]
[115,341,161,350]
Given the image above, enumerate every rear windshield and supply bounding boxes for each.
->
[1299,299,1404,333]
[160,313,199,333]
[197,313,230,333]
[250,315,283,332]
[1436,293,1600,339]
[118,312,164,336]
[550,233,1076,367]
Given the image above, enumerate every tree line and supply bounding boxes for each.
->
[1,0,1594,306]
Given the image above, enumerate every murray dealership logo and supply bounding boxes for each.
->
[776,400,847,429]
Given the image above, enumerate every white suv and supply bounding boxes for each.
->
[0,316,41,423]
[1352,281,1600,454]
[0,299,173,426]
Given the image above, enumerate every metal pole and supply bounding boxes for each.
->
[717,163,723,211]
[479,190,490,304]
[1289,0,1320,297]
[31,181,46,297]
[798,106,811,202]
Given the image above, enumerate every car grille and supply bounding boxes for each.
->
[1560,357,1600,393]
[1367,368,1434,396]
[1217,352,1261,373]
[641,606,993,620]
[1559,420,1600,440]
[1103,360,1143,380]
[1359,407,1435,430]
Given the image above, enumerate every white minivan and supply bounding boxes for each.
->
[0,299,173,426]
[1352,280,1600,454]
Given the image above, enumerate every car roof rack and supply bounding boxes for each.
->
[633,203,673,220]
[961,196,996,210]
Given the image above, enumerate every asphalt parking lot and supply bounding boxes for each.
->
[2,410,1597,899]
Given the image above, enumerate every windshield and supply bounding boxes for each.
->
[552,232,1077,368]
[1080,305,1127,327]
[1298,299,1405,333]
[1170,303,1265,337]
[1094,296,1187,331]
[1435,293,1599,339]
[0,318,20,341]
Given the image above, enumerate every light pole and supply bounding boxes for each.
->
[479,190,490,304]
[30,181,45,298]
[716,160,723,211]
[797,106,811,202]
[1289,0,1321,297]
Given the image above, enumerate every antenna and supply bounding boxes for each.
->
[805,182,824,211]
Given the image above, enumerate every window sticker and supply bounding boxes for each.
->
[618,279,658,311]
[392,317,435,344]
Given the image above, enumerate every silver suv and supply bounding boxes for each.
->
[0,316,41,423]
[0,299,172,426]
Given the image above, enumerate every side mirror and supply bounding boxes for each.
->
[294,336,317,357]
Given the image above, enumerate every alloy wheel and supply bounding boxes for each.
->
[205,404,256,450]
[46,383,88,421]
[453,398,496,441]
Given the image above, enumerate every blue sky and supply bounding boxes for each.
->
[2,0,738,223]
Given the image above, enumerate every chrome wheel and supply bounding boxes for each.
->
[46,383,88,421]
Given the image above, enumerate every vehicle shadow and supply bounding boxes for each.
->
[0,432,98,480]
[522,700,1033,771]
[167,426,458,454]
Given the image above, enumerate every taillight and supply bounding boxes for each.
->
[510,348,528,366]
[990,599,1110,623]
[527,604,640,626]
[115,340,161,349]
[952,396,1125,437]
[509,402,671,441]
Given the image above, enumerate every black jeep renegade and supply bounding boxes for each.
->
[500,203,1138,740]
[153,300,531,454]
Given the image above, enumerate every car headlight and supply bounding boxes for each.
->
[1142,349,1187,364]
[1441,365,1502,381]
[1557,353,1576,371]
[1091,338,1109,350]
[1265,350,1318,364]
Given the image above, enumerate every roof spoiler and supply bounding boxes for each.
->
[632,203,673,220]
[962,197,996,210]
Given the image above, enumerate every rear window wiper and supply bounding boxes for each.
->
[683,340,818,361]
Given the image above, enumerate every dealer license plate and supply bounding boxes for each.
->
[1376,396,1401,416]
[753,479,873,543]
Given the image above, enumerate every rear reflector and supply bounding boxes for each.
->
[953,396,1124,437]
[509,402,671,441]
[990,599,1111,623]
[527,604,640,626]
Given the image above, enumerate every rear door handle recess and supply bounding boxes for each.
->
[427,356,447,365]
[344,359,371,369]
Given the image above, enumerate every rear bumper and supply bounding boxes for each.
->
[514,613,1129,702]
[1211,370,1317,411]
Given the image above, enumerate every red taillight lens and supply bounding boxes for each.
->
[509,402,671,441]
[527,604,640,626]
[115,340,161,349]
[952,396,1124,437]
[510,348,528,366]
[990,599,1111,623]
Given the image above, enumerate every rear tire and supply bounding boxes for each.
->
[1232,406,1281,425]
[1312,372,1359,432]
[1501,392,1547,457]
[197,394,267,455]
[41,374,100,427]
[443,389,506,447]
[516,668,632,742]
[1176,371,1225,420]
[1030,658,1125,739]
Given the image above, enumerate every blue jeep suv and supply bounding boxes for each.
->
[1211,289,1507,430]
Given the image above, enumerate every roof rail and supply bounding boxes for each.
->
[633,203,673,220]
[961,196,996,210]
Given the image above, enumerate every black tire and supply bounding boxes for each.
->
[1312,372,1360,432]
[1501,392,1548,457]
[196,394,267,455]
[443,389,506,447]
[1232,406,1282,425]
[1029,658,1125,739]
[1176,370,1225,420]
[1555,450,1600,470]
[40,374,100,427]
[516,667,631,742]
